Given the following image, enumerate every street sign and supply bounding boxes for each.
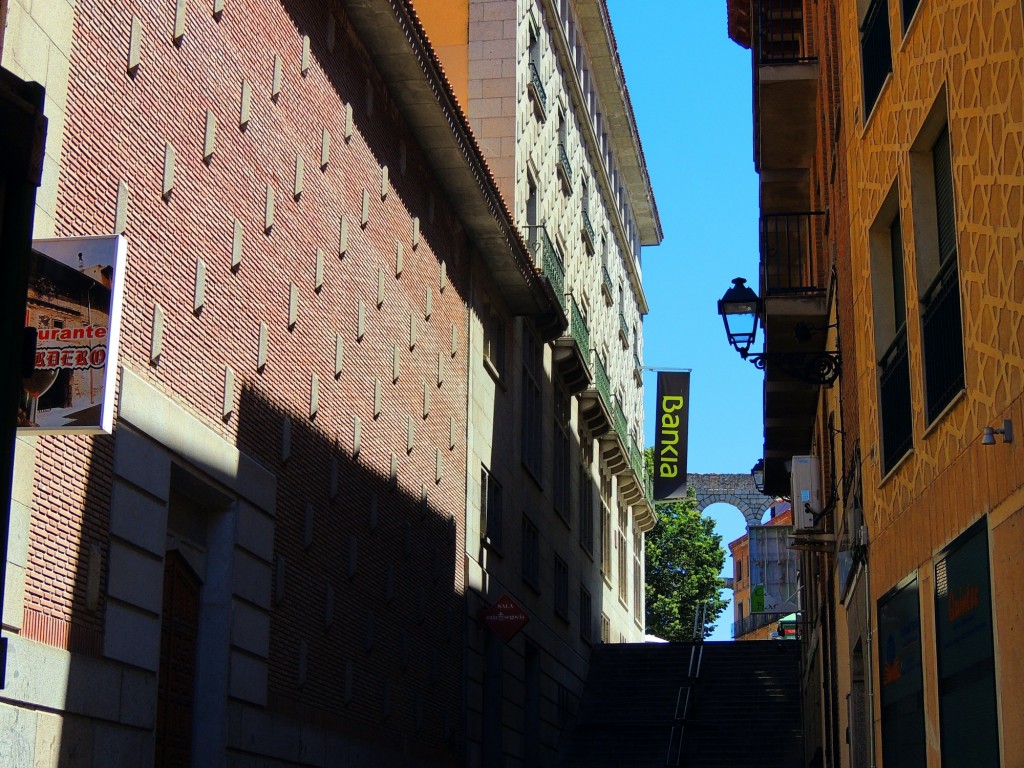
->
[479,594,529,643]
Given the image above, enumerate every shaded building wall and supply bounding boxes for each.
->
[0,0,526,764]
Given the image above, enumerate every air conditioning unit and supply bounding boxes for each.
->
[790,455,822,530]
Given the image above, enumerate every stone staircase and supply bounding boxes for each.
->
[558,641,803,768]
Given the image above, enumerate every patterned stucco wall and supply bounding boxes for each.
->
[841,0,1024,561]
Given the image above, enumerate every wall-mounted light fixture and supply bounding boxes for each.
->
[717,277,841,386]
[982,419,1013,445]
[751,458,766,494]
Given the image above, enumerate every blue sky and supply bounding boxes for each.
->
[606,0,766,640]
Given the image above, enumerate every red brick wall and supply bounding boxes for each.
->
[27,0,473,755]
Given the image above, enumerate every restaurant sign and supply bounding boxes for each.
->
[20,235,127,434]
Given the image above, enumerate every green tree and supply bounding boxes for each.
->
[644,484,729,641]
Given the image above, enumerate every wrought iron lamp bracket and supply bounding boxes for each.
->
[740,350,841,386]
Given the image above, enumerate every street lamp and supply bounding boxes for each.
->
[717,277,760,358]
[717,277,841,386]
[751,459,766,494]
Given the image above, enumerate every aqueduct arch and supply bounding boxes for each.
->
[687,473,773,527]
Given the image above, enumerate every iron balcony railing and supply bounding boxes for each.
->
[582,209,596,248]
[761,211,826,294]
[557,143,573,187]
[528,61,547,111]
[619,311,630,343]
[878,325,913,474]
[630,437,646,487]
[593,352,612,414]
[756,0,815,64]
[629,437,653,502]
[613,397,629,447]
[529,227,565,312]
[860,0,892,114]
[921,257,965,423]
[569,297,590,362]
[732,611,792,639]
[601,264,614,301]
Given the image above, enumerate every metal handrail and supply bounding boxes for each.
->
[558,142,573,186]
[757,0,817,64]
[593,352,611,413]
[538,228,565,311]
[528,61,547,109]
[569,297,590,360]
[582,208,596,246]
[761,211,826,295]
[667,602,710,767]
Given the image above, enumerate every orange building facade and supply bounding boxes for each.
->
[729,0,1024,766]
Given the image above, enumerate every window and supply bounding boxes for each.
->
[557,684,572,727]
[522,517,540,589]
[481,467,502,552]
[736,557,743,584]
[556,110,572,192]
[553,388,570,524]
[578,464,594,555]
[912,120,964,423]
[599,613,610,644]
[860,0,892,116]
[483,307,505,378]
[526,177,539,254]
[579,586,593,644]
[521,327,543,479]
[554,555,569,619]
[901,0,921,31]
[526,23,546,114]
[617,508,629,606]
[599,476,612,580]
[919,126,964,421]
[871,192,913,473]
[632,526,643,625]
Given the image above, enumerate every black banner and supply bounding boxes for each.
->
[653,372,689,500]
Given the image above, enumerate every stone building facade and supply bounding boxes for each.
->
[414,1,662,764]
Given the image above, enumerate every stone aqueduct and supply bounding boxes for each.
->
[686,473,773,527]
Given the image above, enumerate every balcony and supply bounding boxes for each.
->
[759,211,829,496]
[579,351,613,438]
[879,327,912,474]
[618,436,656,531]
[601,396,631,476]
[618,311,630,349]
[581,209,596,254]
[528,226,566,314]
[600,264,614,306]
[753,0,818,174]
[632,349,643,387]
[553,296,591,394]
[527,61,547,119]
[732,611,793,639]
[556,142,573,194]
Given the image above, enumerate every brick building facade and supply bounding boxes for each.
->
[1,0,569,764]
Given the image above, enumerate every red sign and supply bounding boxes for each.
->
[479,594,529,643]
